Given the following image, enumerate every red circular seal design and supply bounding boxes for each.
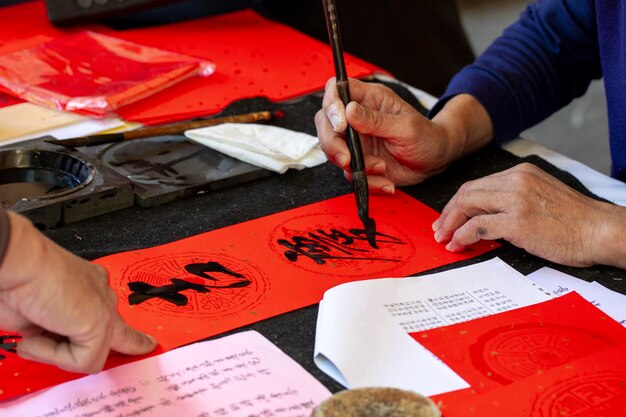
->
[117,252,270,319]
[267,212,416,278]
[531,372,626,416]
[469,323,616,384]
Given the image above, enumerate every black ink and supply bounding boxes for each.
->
[0,335,21,361]
[185,262,245,281]
[128,261,251,306]
[278,228,405,264]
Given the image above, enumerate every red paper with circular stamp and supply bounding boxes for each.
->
[470,323,615,384]
[268,212,417,278]
[116,252,270,319]
[531,371,626,416]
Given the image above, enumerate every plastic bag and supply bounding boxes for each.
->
[0,31,215,117]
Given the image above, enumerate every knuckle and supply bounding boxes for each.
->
[455,183,474,204]
[516,162,539,172]
[314,109,325,127]
[508,169,533,188]
[370,81,393,95]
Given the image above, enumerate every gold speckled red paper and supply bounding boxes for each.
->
[412,292,626,416]
[0,191,497,401]
[0,1,382,124]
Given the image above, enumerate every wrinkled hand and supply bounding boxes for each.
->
[432,163,626,268]
[315,78,458,193]
[0,211,157,374]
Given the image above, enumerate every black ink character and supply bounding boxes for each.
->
[278,228,405,265]
[128,261,251,306]
[0,335,21,361]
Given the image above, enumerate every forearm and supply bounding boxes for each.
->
[431,93,494,163]
[0,207,10,270]
[0,210,50,290]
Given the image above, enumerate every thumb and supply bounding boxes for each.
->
[346,101,405,138]
[109,315,158,356]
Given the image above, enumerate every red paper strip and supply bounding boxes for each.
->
[410,292,626,413]
[0,92,22,109]
[0,1,382,124]
[0,1,108,54]
[437,343,626,417]
[0,31,213,117]
[0,191,497,401]
[113,10,383,124]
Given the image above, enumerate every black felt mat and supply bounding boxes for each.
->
[43,85,626,392]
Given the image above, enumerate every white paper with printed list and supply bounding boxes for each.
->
[1,331,331,417]
[314,258,552,397]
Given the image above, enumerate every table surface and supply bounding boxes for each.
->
[35,82,626,393]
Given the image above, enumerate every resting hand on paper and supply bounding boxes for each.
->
[314,78,492,193]
[432,163,626,268]
[0,211,157,374]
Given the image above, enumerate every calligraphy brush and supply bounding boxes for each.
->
[43,110,278,148]
[322,0,377,248]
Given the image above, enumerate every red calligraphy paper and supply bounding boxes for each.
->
[437,343,626,417]
[0,191,497,401]
[409,292,626,413]
[0,92,22,109]
[112,10,383,124]
[0,1,382,124]
[0,31,213,117]
[0,1,108,56]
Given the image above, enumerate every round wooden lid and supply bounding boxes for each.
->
[311,387,441,417]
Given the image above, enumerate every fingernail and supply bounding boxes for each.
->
[145,334,158,345]
[349,102,362,117]
[432,219,440,232]
[336,153,348,168]
[16,344,32,359]
[328,103,342,131]
[382,185,395,195]
[434,229,443,243]
[445,242,455,252]
[373,161,385,174]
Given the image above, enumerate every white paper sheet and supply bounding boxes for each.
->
[1,331,331,417]
[314,258,551,396]
[527,267,626,326]
[503,138,626,206]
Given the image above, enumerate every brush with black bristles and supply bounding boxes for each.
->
[322,0,377,248]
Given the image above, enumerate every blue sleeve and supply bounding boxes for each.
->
[430,0,602,143]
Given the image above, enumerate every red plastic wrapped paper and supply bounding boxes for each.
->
[0,31,214,117]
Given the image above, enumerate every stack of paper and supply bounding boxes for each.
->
[416,292,626,416]
[314,258,552,395]
[314,258,626,415]
[527,266,626,325]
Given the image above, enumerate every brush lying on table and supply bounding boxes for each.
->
[44,110,277,148]
[322,0,377,248]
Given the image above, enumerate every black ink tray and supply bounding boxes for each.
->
[0,136,272,228]
[0,142,135,228]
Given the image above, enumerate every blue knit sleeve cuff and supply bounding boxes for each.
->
[429,66,523,145]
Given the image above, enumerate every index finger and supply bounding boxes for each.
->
[315,109,350,169]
